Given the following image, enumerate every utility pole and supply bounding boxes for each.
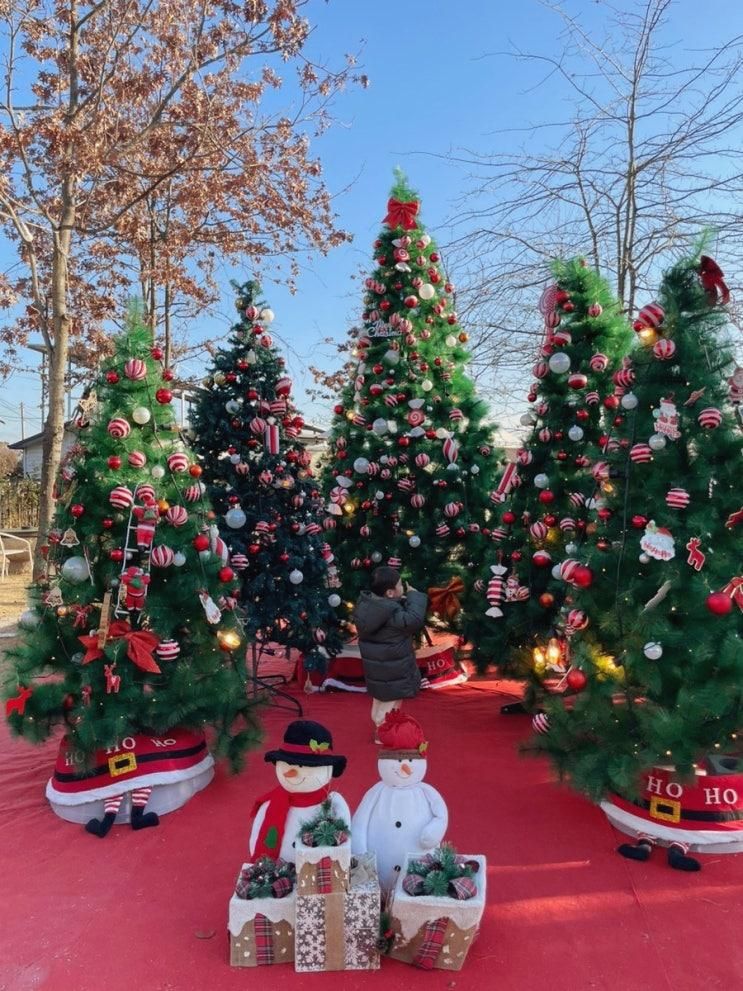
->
[20,401,25,440]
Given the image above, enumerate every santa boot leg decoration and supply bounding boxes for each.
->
[667,841,701,872]
[130,786,159,830]
[86,794,123,838]
[617,834,654,862]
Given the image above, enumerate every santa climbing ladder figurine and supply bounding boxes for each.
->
[352,712,448,893]
[249,720,350,862]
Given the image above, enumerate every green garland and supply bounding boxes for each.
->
[298,798,350,847]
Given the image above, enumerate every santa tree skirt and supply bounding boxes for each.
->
[46,729,214,824]
[387,853,486,971]
[601,760,743,853]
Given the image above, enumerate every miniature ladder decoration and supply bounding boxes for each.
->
[114,483,154,617]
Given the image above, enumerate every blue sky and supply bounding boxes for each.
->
[1,0,741,443]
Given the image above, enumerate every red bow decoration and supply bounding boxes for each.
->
[427,576,465,620]
[700,256,730,306]
[721,577,743,611]
[383,197,419,231]
[79,620,161,673]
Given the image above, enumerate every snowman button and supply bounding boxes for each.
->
[394,865,401,872]
[292,841,296,848]
[395,821,402,828]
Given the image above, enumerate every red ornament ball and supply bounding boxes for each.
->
[102,518,114,529]
[538,592,554,608]
[155,388,172,404]
[538,490,555,505]
[70,504,85,518]
[511,551,522,562]
[218,567,235,583]
[151,347,164,361]
[193,534,210,552]
[107,455,122,470]
[631,514,648,529]
[502,511,516,525]
[333,404,344,415]
[110,548,124,562]
[706,592,733,616]
[573,565,594,589]
[162,369,175,381]
[189,465,203,478]
[106,371,120,384]
[566,669,588,692]
[603,395,620,410]
[532,550,552,568]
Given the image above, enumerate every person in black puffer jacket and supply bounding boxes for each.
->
[353,566,428,743]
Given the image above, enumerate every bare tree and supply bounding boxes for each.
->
[448,0,743,391]
[0,0,363,572]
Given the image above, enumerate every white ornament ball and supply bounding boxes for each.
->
[328,594,341,608]
[371,551,383,563]
[649,433,666,451]
[551,564,563,580]
[18,609,40,631]
[445,335,456,347]
[383,349,400,366]
[520,412,537,427]
[470,465,480,475]
[621,392,639,410]
[260,307,275,324]
[639,553,651,564]
[419,283,435,300]
[151,465,165,479]
[173,552,187,567]
[548,352,571,374]
[132,406,151,425]
[568,426,584,441]
[353,457,370,474]
[225,507,247,529]
[61,556,90,584]
[409,535,421,548]
[446,462,460,472]
[644,642,663,660]
[534,473,550,489]
[230,453,241,464]
[289,569,304,585]
[225,400,240,415]
[421,379,433,392]
[565,542,578,555]
[372,418,388,436]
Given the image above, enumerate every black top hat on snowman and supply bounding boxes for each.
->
[264,719,347,777]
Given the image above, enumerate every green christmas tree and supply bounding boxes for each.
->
[321,176,502,625]
[463,258,632,684]
[190,281,344,671]
[533,253,743,800]
[3,317,261,770]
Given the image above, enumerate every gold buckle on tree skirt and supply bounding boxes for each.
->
[108,752,138,777]
[649,796,681,823]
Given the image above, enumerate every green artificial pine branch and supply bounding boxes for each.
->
[297,797,350,846]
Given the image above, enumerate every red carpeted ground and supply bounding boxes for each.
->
[3,679,743,991]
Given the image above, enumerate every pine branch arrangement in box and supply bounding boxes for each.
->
[298,797,350,847]
[235,857,296,899]
[404,843,479,900]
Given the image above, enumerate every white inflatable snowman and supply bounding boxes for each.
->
[352,712,448,892]
[249,719,350,863]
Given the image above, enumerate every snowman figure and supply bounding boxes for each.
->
[351,712,447,892]
[249,719,349,864]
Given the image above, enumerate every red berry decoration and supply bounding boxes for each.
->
[107,455,122,470]
[70,504,85,518]
[106,371,119,384]
[151,347,164,360]
[218,567,235,583]
[193,534,210,552]
[706,592,733,616]
[566,669,588,692]
[155,388,172,404]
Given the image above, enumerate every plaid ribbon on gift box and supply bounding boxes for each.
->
[254,913,274,966]
[413,917,448,970]
[316,855,333,894]
[271,876,293,899]
[449,876,477,900]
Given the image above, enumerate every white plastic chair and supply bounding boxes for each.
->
[0,531,33,579]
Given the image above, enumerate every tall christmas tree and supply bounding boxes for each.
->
[533,253,743,801]
[190,281,343,671]
[320,176,502,624]
[3,317,261,775]
[463,258,632,683]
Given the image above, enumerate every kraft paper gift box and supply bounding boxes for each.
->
[294,853,381,972]
[387,854,486,971]
[228,864,295,967]
[295,835,351,895]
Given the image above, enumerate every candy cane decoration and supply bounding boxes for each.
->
[490,462,519,504]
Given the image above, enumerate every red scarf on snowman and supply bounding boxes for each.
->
[251,784,330,858]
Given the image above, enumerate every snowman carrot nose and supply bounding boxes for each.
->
[400,763,413,776]
[283,767,300,779]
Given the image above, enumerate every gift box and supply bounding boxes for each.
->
[295,835,351,895]
[295,854,381,972]
[387,854,486,971]
[228,864,295,967]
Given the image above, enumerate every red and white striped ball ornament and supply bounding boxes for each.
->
[592,461,610,481]
[444,501,461,518]
[666,487,690,509]
[634,302,665,331]
[351,557,363,569]
[359,524,371,537]
[533,361,549,379]
[351,413,366,427]
[304,522,322,536]
[588,303,603,317]
[313,629,326,644]
[532,713,550,735]
[184,482,205,502]
[269,399,286,415]
[566,608,589,632]
[569,492,586,508]
[435,523,450,537]
[517,449,533,465]
[234,462,249,476]
[127,450,147,468]
[532,549,551,567]
[559,559,582,584]
[613,366,635,387]
[568,373,588,390]
[244,304,260,322]
[442,438,459,463]
[529,521,548,541]
[589,353,608,372]
[275,376,292,397]
[388,556,402,568]
[630,443,653,463]
[411,494,425,509]
[538,428,552,443]
[585,391,600,406]
[107,417,131,439]
[165,506,189,526]
[559,517,577,531]
[449,408,464,421]
[136,484,156,504]
[230,554,249,570]
[124,358,147,380]
[490,527,508,541]
[552,330,572,347]
[255,521,270,534]
[384,394,399,408]
[653,338,676,360]
[545,310,561,329]
[323,517,337,530]
[250,417,267,435]
[156,639,181,661]
[415,453,430,468]
[151,545,175,568]
[109,485,134,509]
[397,478,415,491]
[698,407,722,429]
[167,452,189,473]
